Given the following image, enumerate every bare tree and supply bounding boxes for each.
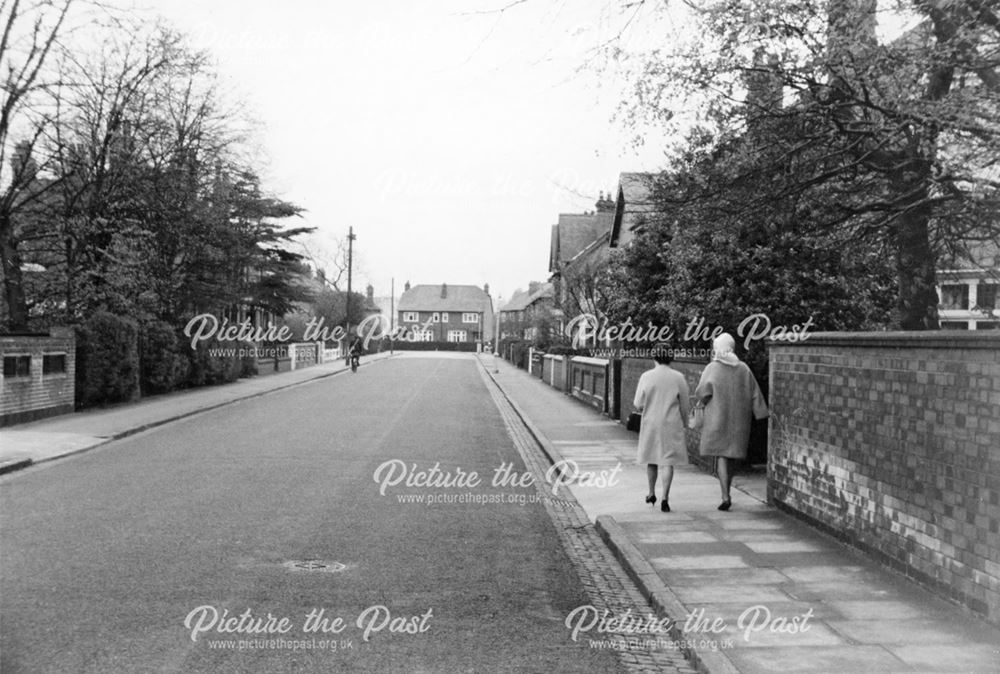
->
[0,0,75,331]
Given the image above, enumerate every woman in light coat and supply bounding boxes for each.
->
[634,345,690,512]
[694,333,769,511]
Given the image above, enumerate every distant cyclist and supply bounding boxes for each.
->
[348,335,365,372]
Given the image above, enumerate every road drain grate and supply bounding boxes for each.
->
[282,560,347,573]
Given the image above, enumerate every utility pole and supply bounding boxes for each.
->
[345,226,355,361]
[390,277,395,355]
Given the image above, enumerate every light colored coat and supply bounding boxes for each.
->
[634,364,691,466]
[695,360,768,459]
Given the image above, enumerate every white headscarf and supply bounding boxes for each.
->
[712,333,740,366]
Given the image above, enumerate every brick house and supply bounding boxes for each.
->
[498,282,555,341]
[547,192,618,332]
[397,283,494,345]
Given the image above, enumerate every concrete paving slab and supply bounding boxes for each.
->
[659,568,793,587]
[0,430,104,463]
[781,582,898,601]
[887,644,1000,673]
[828,617,996,645]
[651,555,750,570]
[725,646,909,673]
[671,585,793,605]
[715,622,846,649]
[778,565,873,583]
[634,531,720,544]
[825,599,941,620]
[743,540,827,554]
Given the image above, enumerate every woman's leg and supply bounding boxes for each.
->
[661,466,674,500]
[717,457,732,502]
[646,464,658,498]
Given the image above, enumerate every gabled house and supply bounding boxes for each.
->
[498,282,555,341]
[397,282,494,345]
[548,194,616,318]
[608,172,659,249]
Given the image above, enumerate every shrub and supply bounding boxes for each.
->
[185,337,253,387]
[500,338,530,369]
[75,312,140,408]
[139,320,188,395]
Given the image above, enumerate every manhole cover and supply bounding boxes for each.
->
[282,560,347,573]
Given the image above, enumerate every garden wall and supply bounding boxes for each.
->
[769,332,1000,625]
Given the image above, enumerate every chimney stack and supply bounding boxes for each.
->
[366,283,374,302]
[440,283,448,299]
[484,283,490,296]
[10,141,36,182]
[745,49,783,136]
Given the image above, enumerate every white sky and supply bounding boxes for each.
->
[122,0,674,306]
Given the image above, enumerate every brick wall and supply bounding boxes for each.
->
[620,357,712,467]
[1,329,76,426]
[568,357,609,412]
[769,332,1000,625]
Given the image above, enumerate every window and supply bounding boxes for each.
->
[975,322,999,330]
[3,355,31,377]
[977,284,997,310]
[412,330,434,342]
[43,354,66,374]
[940,284,969,310]
[447,330,468,342]
[462,313,479,324]
[441,312,449,323]
[403,312,418,323]
[431,312,440,323]
[939,321,969,330]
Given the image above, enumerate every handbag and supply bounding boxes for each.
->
[626,412,642,432]
[688,405,704,430]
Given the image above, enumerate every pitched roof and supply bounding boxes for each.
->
[550,211,614,272]
[397,284,492,312]
[500,283,553,311]
[610,172,659,247]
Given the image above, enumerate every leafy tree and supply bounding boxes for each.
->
[2,12,314,335]
[603,0,1000,329]
[604,126,899,380]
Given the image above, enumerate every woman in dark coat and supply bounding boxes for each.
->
[694,333,768,510]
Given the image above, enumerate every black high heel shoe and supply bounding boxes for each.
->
[718,499,732,511]
[661,499,670,513]
[645,494,656,506]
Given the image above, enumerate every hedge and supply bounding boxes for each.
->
[139,320,188,395]
[75,312,140,408]
[185,337,257,387]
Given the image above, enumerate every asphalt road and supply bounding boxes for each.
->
[0,354,622,673]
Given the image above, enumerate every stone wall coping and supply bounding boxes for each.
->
[569,356,610,366]
[621,355,710,365]
[768,331,1000,350]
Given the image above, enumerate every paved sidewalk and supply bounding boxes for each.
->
[0,351,395,474]
[484,356,1000,674]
